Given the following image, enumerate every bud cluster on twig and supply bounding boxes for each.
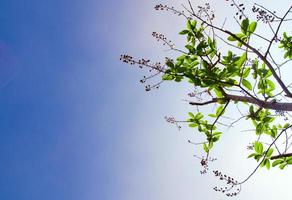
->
[154,4,191,19]
[164,116,182,130]
[252,5,275,23]
[120,54,165,91]
[152,32,175,49]
[197,3,215,21]
[213,170,241,197]
[225,0,246,20]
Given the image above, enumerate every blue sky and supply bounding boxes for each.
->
[0,0,291,199]
[0,0,116,199]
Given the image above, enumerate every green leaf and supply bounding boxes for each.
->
[213,132,222,136]
[248,21,257,35]
[237,35,247,47]
[216,106,224,117]
[191,20,197,29]
[236,33,246,39]
[187,20,192,30]
[241,18,249,35]
[265,159,270,170]
[263,116,274,123]
[249,105,254,115]
[179,30,189,35]
[279,32,292,59]
[254,141,263,154]
[195,112,204,120]
[174,76,183,82]
[266,148,273,157]
[272,159,283,167]
[188,112,195,118]
[242,79,252,90]
[266,79,275,90]
[185,45,195,53]
[286,157,292,164]
[213,87,223,98]
[208,141,214,150]
[248,153,257,158]
[203,143,209,153]
[212,135,220,142]
[254,154,262,161]
[243,67,251,78]
[189,123,198,128]
[279,163,286,170]
[162,74,174,80]
[227,35,236,41]
[261,159,267,167]
[271,125,278,138]
[236,52,247,67]
[165,60,174,68]
[284,123,290,128]
[177,55,186,61]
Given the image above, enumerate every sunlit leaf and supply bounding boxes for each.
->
[242,79,252,90]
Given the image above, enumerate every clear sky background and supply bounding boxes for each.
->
[0,0,291,200]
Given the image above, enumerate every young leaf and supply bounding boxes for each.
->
[272,159,283,167]
[241,18,249,35]
[254,141,263,154]
[216,106,224,117]
[179,30,189,35]
[286,157,292,164]
[203,143,209,153]
[248,21,257,35]
[236,52,247,67]
[189,123,198,128]
[195,112,204,120]
[188,112,195,118]
[266,148,273,157]
[187,20,192,30]
[243,67,251,78]
[266,79,275,91]
[227,35,237,41]
[261,159,267,167]
[279,163,287,170]
[208,141,214,150]
[213,87,223,98]
[249,105,254,115]
[271,125,278,138]
[284,123,290,128]
[248,153,257,158]
[242,79,252,90]
[166,60,175,68]
[265,159,271,170]
[162,74,174,80]
[191,20,197,29]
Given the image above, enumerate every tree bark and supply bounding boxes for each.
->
[190,94,292,111]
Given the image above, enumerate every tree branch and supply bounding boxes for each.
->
[271,153,292,160]
[264,6,292,58]
[187,9,292,98]
[239,124,292,184]
[189,98,224,106]
[223,30,292,98]
[189,93,292,111]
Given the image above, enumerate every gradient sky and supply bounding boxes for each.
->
[0,0,291,200]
